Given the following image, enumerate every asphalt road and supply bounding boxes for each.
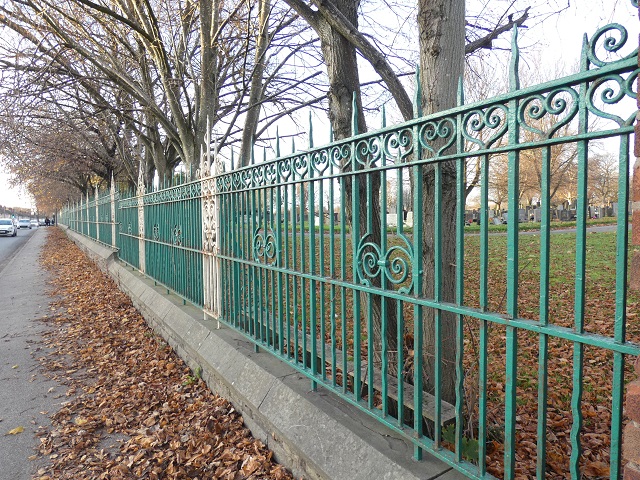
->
[0,227,64,480]
[0,226,37,272]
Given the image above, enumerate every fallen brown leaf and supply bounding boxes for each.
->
[33,229,293,479]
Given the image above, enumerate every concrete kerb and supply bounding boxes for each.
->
[60,226,466,480]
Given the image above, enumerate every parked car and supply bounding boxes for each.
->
[30,220,38,228]
[18,219,31,229]
[0,218,17,237]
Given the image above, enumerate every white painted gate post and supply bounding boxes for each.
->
[137,165,146,273]
[110,174,117,249]
[201,124,222,327]
[95,186,100,243]
[85,191,89,237]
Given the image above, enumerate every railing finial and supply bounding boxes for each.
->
[137,161,145,196]
[580,33,589,72]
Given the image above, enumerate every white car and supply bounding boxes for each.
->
[30,220,38,228]
[18,219,31,229]
[0,218,17,237]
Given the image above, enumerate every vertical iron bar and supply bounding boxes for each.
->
[352,93,362,402]
[366,159,374,409]
[352,164,362,402]
[309,117,318,389]
[340,170,348,394]
[292,159,299,365]
[412,70,424,460]
[260,162,268,345]
[536,145,551,479]
[251,156,260,348]
[380,107,389,418]
[300,169,308,371]
[504,26,521,480]
[319,170,327,383]
[270,182,276,348]
[329,149,337,387]
[610,134,630,480]
[434,159,443,450]
[284,169,291,358]
[454,77,466,463]
[396,161,405,428]
[277,174,284,355]
[478,152,490,476]
[570,36,589,479]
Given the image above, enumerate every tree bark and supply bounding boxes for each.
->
[196,0,219,171]
[317,0,399,376]
[418,0,465,406]
[284,0,398,375]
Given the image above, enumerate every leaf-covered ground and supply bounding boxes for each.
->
[462,231,640,478]
[34,228,293,480]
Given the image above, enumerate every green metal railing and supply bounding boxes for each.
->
[143,181,204,307]
[97,189,113,246]
[115,191,140,270]
[59,23,639,479]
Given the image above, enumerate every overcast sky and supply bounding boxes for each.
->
[0,170,33,211]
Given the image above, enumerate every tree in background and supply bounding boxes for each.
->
[588,154,619,212]
[0,0,325,204]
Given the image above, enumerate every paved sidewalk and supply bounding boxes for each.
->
[0,229,62,480]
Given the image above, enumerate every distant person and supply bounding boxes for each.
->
[45,217,50,226]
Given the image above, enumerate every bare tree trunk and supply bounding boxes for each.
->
[418,0,465,405]
[196,0,219,171]
[316,0,397,374]
[284,0,397,374]
[239,0,271,168]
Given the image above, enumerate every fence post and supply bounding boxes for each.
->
[111,174,117,249]
[85,191,90,237]
[95,186,100,243]
[201,129,222,327]
[623,9,640,479]
[137,165,146,273]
